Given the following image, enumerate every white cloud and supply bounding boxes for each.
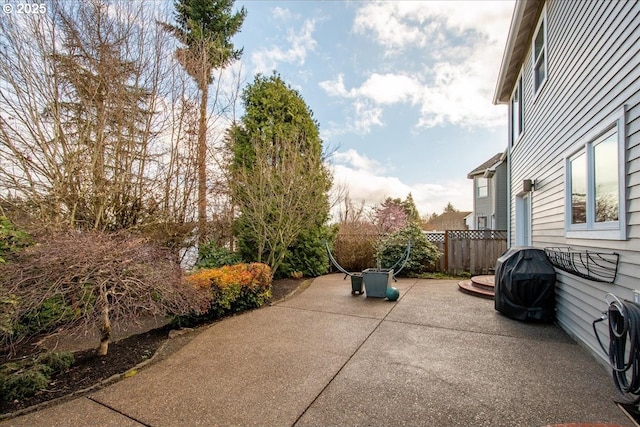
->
[331,149,386,173]
[319,98,383,138]
[251,19,317,74]
[353,100,384,134]
[353,1,512,52]
[321,1,514,133]
[319,73,418,135]
[320,73,421,105]
[328,149,473,220]
[271,6,292,21]
[353,2,437,51]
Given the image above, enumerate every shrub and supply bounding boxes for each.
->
[0,231,210,355]
[185,263,272,318]
[0,368,49,401]
[277,225,335,279]
[20,294,79,336]
[0,216,31,263]
[333,221,377,272]
[0,351,74,401]
[377,223,441,276]
[195,242,242,269]
[0,294,19,341]
[36,351,74,373]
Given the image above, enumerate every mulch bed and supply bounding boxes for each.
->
[0,278,305,417]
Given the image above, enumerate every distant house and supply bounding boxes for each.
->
[422,211,472,231]
[494,0,640,363]
[467,152,508,230]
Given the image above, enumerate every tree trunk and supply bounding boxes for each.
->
[197,82,209,244]
[97,283,111,356]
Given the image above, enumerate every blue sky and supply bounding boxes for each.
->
[231,0,515,218]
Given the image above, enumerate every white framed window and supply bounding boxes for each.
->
[532,8,547,96]
[477,177,488,198]
[510,74,523,146]
[477,216,488,230]
[565,106,627,240]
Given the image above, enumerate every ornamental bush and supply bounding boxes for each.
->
[0,351,74,401]
[0,231,210,354]
[377,223,441,276]
[185,263,272,318]
[195,242,243,270]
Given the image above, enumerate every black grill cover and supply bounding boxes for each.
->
[494,247,556,322]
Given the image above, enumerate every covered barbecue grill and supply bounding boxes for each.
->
[494,247,556,322]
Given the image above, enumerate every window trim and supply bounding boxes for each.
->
[477,215,488,230]
[564,106,627,240]
[477,177,488,198]
[531,6,548,99]
[510,73,524,147]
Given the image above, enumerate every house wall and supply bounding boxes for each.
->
[495,162,509,230]
[508,0,640,363]
[474,176,492,229]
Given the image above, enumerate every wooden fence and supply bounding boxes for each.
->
[333,230,508,276]
[425,230,507,275]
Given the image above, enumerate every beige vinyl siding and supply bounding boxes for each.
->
[507,0,640,364]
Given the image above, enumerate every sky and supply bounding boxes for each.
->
[230,0,516,219]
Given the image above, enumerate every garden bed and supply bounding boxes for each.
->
[0,278,304,417]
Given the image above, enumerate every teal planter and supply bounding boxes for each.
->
[362,268,393,298]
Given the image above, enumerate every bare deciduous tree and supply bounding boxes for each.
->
[231,136,330,277]
[0,1,172,230]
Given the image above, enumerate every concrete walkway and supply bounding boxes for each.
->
[1,275,633,427]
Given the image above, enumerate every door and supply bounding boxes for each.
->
[515,193,531,246]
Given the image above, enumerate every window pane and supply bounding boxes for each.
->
[571,152,586,224]
[535,22,545,59]
[535,52,546,89]
[477,178,488,197]
[511,86,520,142]
[594,132,619,222]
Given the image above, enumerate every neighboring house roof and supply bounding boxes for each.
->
[467,152,504,179]
[493,0,545,104]
[422,211,472,231]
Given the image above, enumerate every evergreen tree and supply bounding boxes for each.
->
[444,202,459,213]
[403,193,421,224]
[229,73,332,277]
[163,0,246,243]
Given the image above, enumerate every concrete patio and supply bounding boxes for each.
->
[1,274,633,426]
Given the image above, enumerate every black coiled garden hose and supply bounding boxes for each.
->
[594,296,640,404]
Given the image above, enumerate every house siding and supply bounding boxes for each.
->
[508,0,640,364]
[474,176,492,229]
[495,162,509,230]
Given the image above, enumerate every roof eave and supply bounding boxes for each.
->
[493,1,545,105]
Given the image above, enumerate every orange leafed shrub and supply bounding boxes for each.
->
[185,263,272,317]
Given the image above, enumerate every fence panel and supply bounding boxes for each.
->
[445,230,507,275]
[424,232,445,272]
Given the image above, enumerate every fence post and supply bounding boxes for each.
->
[444,231,450,273]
